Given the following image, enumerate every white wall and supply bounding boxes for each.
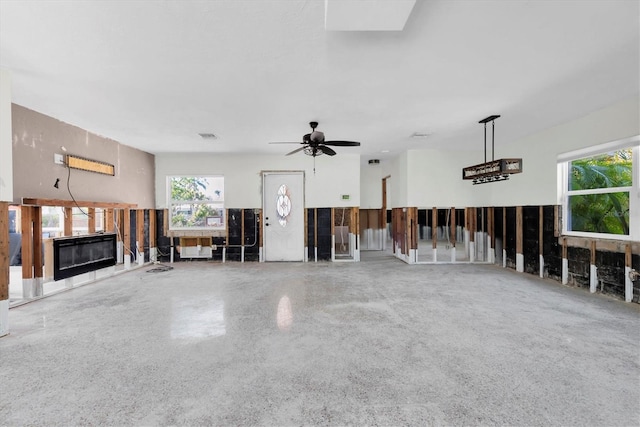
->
[387,152,408,208]
[486,96,639,206]
[406,149,481,208]
[360,161,383,208]
[155,152,360,209]
[0,69,12,202]
[366,96,640,209]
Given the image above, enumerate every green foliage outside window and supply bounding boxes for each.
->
[569,149,632,235]
[170,176,224,229]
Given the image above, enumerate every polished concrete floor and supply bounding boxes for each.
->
[1,251,639,426]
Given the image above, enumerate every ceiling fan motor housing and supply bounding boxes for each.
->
[310,131,324,143]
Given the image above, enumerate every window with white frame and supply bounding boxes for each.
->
[168,176,225,230]
[558,135,639,240]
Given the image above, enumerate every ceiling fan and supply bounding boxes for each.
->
[270,121,361,157]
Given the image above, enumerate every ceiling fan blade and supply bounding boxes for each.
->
[286,146,307,156]
[269,141,302,144]
[323,140,361,147]
[318,145,337,156]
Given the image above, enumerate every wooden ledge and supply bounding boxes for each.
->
[21,198,137,209]
[560,235,640,255]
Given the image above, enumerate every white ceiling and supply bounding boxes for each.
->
[1,0,638,162]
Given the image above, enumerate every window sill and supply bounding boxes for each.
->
[168,229,226,238]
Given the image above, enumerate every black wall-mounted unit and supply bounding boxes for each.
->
[53,233,117,281]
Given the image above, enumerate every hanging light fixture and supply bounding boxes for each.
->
[462,115,522,184]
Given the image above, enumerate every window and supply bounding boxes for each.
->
[168,176,225,230]
[558,135,639,240]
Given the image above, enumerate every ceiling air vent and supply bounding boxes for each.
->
[198,133,217,139]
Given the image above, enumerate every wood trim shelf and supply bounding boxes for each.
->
[22,198,137,209]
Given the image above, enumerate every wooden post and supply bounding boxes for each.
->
[354,208,360,258]
[136,209,144,263]
[314,208,318,248]
[625,244,633,302]
[314,208,318,261]
[590,240,597,293]
[88,208,96,234]
[554,205,560,237]
[0,202,9,302]
[381,177,388,230]
[488,206,494,263]
[21,206,33,281]
[149,209,156,261]
[450,207,456,248]
[516,206,523,272]
[259,209,264,259]
[32,207,43,280]
[331,208,335,259]
[241,209,245,262]
[431,207,437,249]
[502,207,507,268]
[123,208,131,267]
[562,237,568,285]
[104,208,114,232]
[469,207,476,262]
[539,206,544,278]
[64,207,73,236]
[408,207,417,263]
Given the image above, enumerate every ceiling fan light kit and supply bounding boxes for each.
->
[462,115,523,185]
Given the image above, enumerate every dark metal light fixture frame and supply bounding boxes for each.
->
[462,115,522,184]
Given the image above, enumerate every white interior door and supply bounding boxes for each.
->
[263,172,305,261]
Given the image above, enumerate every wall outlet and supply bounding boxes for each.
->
[54,153,65,165]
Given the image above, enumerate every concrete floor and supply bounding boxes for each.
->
[1,251,639,426]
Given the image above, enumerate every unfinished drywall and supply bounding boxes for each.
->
[11,105,156,208]
[0,70,12,202]
[154,152,360,209]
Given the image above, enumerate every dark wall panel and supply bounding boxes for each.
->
[243,209,260,262]
[567,247,590,288]
[418,209,426,239]
[143,210,150,262]
[155,210,172,263]
[596,251,625,298]
[129,212,137,262]
[505,207,516,269]
[542,205,561,280]
[226,208,242,261]
[212,236,224,261]
[522,206,539,275]
[317,208,332,261]
[307,209,315,260]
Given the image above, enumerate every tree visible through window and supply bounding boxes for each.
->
[169,176,224,230]
[568,149,632,235]
[561,137,639,240]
